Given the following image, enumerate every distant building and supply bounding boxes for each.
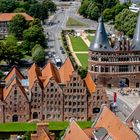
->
[0,57,109,122]
[0,13,33,38]
[88,13,140,88]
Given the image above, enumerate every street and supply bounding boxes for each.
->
[43,1,97,63]
[106,88,140,120]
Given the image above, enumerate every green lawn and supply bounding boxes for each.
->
[69,35,88,52]
[66,17,87,27]
[87,35,94,42]
[0,121,93,132]
[0,122,36,132]
[76,53,88,69]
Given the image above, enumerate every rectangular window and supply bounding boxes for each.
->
[119,65,129,72]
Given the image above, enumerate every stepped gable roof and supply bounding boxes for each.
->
[4,78,27,100]
[28,63,42,89]
[59,57,74,84]
[94,105,138,140]
[0,13,33,22]
[132,12,140,51]
[125,103,140,123]
[62,120,91,140]
[89,17,113,52]
[84,73,96,93]
[42,61,61,83]
[5,66,24,84]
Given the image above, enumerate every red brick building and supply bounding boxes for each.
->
[0,58,109,122]
[88,15,140,88]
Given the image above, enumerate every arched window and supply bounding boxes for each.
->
[12,115,18,122]
[33,112,38,119]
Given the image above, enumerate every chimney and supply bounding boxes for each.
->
[36,123,49,135]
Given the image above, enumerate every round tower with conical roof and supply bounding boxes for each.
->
[88,15,140,88]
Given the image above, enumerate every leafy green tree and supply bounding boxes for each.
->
[103,8,114,22]
[0,0,17,13]
[103,3,129,22]
[115,9,137,37]
[78,66,87,79]
[14,7,26,12]
[32,44,45,63]
[79,0,90,18]
[22,131,31,140]
[103,0,118,9]
[28,3,48,20]
[29,18,42,27]
[8,14,27,39]
[90,6,100,21]
[23,25,45,47]
[0,35,23,65]
[43,0,57,13]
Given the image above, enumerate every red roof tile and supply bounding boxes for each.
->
[0,13,33,21]
[42,62,61,85]
[94,105,138,140]
[63,120,91,140]
[84,73,96,93]
[5,66,24,84]
[28,63,42,89]
[59,57,74,84]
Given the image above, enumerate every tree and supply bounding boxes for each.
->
[43,0,57,13]
[0,35,23,65]
[23,25,45,47]
[90,6,100,21]
[22,131,31,140]
[29,18,42,27]
[115,9,137,37]
[32,44,45,63]
[103,0,118,9]
[28,3,48,20]
[8,14,27,39]
[0,0,17,13]
[79,0,90,18]
[103,3,129,22]
[103,8,114,22]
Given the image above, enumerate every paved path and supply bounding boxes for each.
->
[66,35,82,66]
[80,33,90,47]
[75,51,88,54]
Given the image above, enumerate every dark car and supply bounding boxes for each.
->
[61,50,65,54]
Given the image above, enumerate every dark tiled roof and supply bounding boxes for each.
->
[89,17,113,52]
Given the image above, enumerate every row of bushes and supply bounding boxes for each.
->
[61,30,87,79]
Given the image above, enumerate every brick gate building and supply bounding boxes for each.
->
[88,14,140,88]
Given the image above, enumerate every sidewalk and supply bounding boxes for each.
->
[80,32,90,47]
[106,88,140,110]
[66,35,82,66]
